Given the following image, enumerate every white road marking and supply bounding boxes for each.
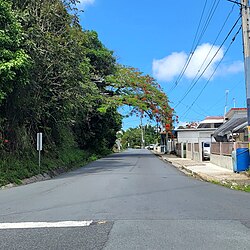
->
[0,220,93,229]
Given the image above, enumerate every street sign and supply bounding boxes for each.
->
[37,133,42,173]
[37,133,42,151]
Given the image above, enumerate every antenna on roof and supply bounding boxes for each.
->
[233,98,236,108]
[223,90,229,122]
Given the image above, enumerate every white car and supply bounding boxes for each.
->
[203,142,210,160]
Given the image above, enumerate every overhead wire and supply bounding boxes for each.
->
[180,25,242,119]
[180,79,244,120]
[168,0,208,92]
[174,3,237,108]
[169,0,221,93]
[174,14,241,109]
[205,79,243,111]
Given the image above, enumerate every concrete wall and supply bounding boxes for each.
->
[187,150,192,159]
[193,152,200,162]
[210,154,233,170]
[176,129,216,162]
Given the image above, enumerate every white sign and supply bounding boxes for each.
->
[37,133,42,151]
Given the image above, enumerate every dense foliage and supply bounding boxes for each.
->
[121,125,158,149]
[0,0,172,186]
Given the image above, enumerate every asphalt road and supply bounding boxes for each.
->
[0,149,250,249]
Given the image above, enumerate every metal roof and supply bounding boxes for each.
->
[213,117,247,138]
[232,121,247,133]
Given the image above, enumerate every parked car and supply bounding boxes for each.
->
[149,144,155,150]
[203,142,210,160]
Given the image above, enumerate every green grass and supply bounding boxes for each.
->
[0,147,106,187]
[210,180,250,192]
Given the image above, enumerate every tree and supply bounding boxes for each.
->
[0,0,29,103]
[0,0,30,152]
[98,66,173,124]
[121,125,157,148]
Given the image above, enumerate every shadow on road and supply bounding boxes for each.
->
[55,150,156,179]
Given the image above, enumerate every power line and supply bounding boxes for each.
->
[180,79,244,119]
[169,0,221,93]
[169,0,208,91]
[174,15,241,109]
[180,25,242,119]
[173,3,236,108]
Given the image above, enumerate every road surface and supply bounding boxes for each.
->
[0,149,250,249]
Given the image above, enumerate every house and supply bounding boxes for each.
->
[213,108,247,142]
[211,108,248,170]
[175,116,224,161]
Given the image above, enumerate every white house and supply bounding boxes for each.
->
[176,116,224,161]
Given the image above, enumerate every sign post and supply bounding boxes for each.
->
[37,133,42,173]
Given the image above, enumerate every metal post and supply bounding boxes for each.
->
[241,0,250,149]
[156,121,159,143]
[140,114,144,149]
[38,150,41,174]
[223,90,229,122]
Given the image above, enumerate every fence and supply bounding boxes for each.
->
[211,142,247,156]
[210,142,248,170]
[194,143,199,152]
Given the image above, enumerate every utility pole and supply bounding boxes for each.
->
[241,0,250,148]
[223,90,229,122]
[140,114,144,149]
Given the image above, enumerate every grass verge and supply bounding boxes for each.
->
[0,147,108,187]
[210,180,250,192]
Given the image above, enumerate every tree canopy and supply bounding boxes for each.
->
[0,0,173,185]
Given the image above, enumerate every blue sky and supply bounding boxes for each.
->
[78,0,245,129]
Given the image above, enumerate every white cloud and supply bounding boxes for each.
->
[185,43,223,79]
[152,43,241,82]
[152,52,187,81]
[78,0,95,7]
[218,60,244,75]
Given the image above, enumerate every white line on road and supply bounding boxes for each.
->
[0,220,93,229]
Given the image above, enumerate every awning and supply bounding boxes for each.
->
[232,121,247,133]
[213,117,247,139]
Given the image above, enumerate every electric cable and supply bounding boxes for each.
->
[173,4,236,109]
[174,15,241,109]
[169,0,221,93]
[180,26,242,119]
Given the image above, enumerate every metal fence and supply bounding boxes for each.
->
[211,142,220,155]
[211,142,247,156]
[176,143,181,150]
[237,142,248,148]
[221,143,234,156]
[194,143,199,152]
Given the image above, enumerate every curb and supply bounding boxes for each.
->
[0,167,68,190]
[159,155,250,190]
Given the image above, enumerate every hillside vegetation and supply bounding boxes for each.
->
[0,0,172,186]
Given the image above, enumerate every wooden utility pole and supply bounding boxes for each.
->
[241,0,250,148]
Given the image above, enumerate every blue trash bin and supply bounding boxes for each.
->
[235,148,249,172]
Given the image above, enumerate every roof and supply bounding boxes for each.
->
[232,121,247,133]
[213,117,247,138]
[225,108,247,119]
[200,117,224,124]
[204,116,224,120]
[176,128,217,132]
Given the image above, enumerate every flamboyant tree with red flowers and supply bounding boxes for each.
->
[98,65,176,127]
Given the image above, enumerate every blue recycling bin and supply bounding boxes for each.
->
[234,148,249,172]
